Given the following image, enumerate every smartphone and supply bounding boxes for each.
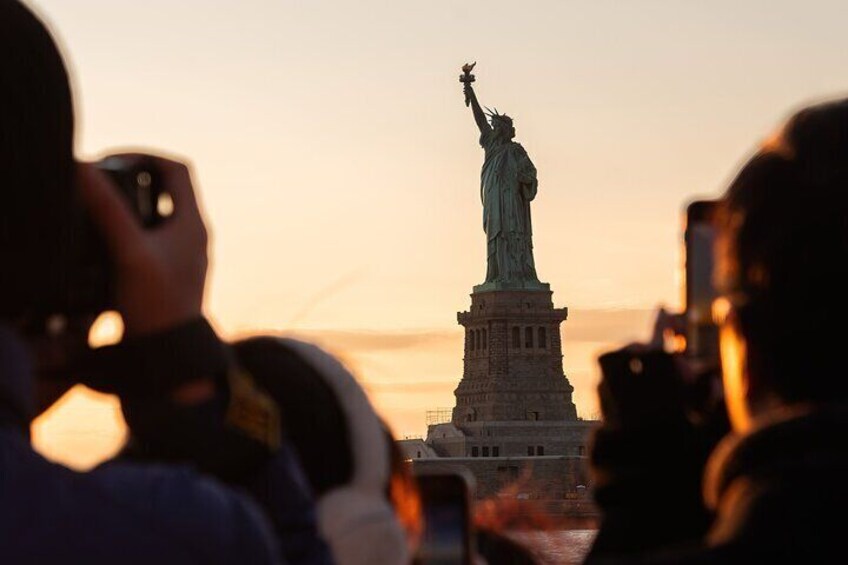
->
[414,469,475,565]
[683,199,720,365]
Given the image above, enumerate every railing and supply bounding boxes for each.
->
[426,408,453,426]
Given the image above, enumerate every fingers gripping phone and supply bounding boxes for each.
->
[414,469,475,565]
[683,199,720,366]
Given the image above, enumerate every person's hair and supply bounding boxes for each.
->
[0,0,77,319]
[718,97,848,405]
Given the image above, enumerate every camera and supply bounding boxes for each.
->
[66,155,168,322]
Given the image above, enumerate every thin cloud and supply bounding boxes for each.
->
[564,307,655,342]
[288,328,460,352]
[364,381,458,394]
[285,307,654,353]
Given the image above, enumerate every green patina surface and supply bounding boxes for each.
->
[462,64,547,289]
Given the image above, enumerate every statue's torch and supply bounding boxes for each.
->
[460,62,476,107]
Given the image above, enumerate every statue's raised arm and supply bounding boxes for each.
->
[460,62,491,135]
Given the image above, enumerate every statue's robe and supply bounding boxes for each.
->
[479,128,540,284]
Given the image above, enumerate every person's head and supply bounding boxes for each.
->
[0,1,86,417]
[0,0,77,321]
[232,337,414,565]
[715,97,848,431]
[490,113,516,141]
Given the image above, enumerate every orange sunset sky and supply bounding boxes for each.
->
[26,0,848,469]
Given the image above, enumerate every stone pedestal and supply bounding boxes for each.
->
[452,288,577,424]
[423,286,597,503]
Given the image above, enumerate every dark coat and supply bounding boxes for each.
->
[585,406,848,564]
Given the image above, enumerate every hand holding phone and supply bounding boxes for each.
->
[593,199,731,449]
[683,199,720,367]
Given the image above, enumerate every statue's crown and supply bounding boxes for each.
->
[485,107,513,126]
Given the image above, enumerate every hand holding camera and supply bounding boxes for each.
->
[21,153,212,394]
[79,153,208,337]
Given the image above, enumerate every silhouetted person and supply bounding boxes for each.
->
[584,98,848,563]
[0,2,409,563]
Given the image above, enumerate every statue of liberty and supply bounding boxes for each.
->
[460,63,543,290]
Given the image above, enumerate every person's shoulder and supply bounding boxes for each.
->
[89,460,282,563]
[0,433,282,563]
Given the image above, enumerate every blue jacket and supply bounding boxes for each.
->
[0,326,333,564]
